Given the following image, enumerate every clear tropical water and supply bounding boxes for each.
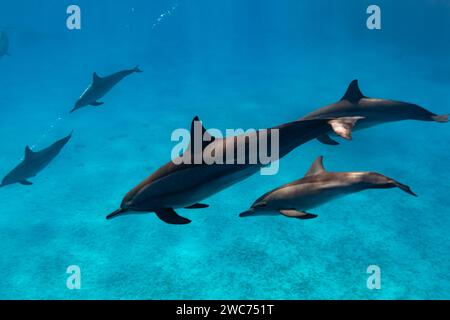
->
[0,0,449,299]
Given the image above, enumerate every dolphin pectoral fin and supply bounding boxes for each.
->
[90,101,104,107]
[155,208,191,225]
[19,180,33,186]
[184,203,209,209]
[317,134,340,146]
[279,209,317,220]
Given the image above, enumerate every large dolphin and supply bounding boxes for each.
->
[239,156,416,220]
[0,31,10,57]
[0,132,73,188]
[301,80,448,145]
[70,66,142,113]
[106,116,363,224]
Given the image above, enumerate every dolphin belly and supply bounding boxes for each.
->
[130,164,261,210]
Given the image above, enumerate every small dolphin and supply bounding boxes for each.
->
[0,31,10,57]
[70,66,142,113]
[0,132,73,188]
[106,116,363,224]
[239,156,416,220]
[301,80,448,145]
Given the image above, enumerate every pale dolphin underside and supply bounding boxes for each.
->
[239,156,417,220]
[301,80,448,145]
[0,131,73,188]
[106,116,364,225]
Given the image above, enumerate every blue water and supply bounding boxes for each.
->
[0,0,449,299]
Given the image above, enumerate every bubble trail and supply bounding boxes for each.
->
[151,2,180,30]
[28,115,66,154]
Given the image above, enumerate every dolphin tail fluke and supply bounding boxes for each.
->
[328,116,364,140]
[155,208,191,224]
[392,181,417,197]
[134,65,143,73]
[106,208,125,220]
[432,114,448,123]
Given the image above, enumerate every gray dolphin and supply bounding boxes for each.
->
[106,116,363,224]
[0,132,73,188]
[0,31,10,57]
[239,156,416,220]
[70,66,142,113]
[301,80,448,145]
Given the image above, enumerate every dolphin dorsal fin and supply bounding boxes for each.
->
[341,79,365,103]
[24,146,35,159]
[188,116,216,153]
[305,156,326,176]
[93,72,102,84]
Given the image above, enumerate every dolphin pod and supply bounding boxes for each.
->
[105,79,448,225]
[70,66,143,113]
[302,80,448,145]
[239,156,417,220]
[0,68,446,225]
[0,131,73,188]
[106,116,363,224]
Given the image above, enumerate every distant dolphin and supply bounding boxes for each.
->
[106,116,363,224]
[0,31,10,57]
[239,156,416,220]
[301,80,448,145]
[70,66,142,113]
[0,132,73,188]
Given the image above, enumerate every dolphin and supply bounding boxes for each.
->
[70,66,142,113]
[239,155,416,220]
[0,31,10,57]
[106,116,363,224]
[0,132,73,188]
[301,80,448,145]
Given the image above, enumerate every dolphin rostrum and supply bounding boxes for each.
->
[106,116,363,224]
[239,156,416,220]
[301,80,448,145]
[0,31,10,57]
[70,66,142,113]
[0,131,73,188]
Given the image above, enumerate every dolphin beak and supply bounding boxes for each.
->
[106,208,126,220]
